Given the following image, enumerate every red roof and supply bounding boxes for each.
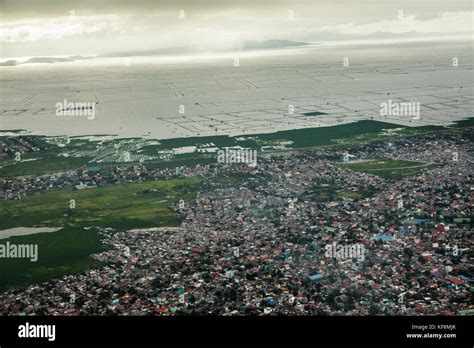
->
[448,277,464,285]
[191,247,204,254]
[154,307,169,314]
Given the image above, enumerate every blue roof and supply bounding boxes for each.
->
[372,233,395,242]
[400,226,409,235]
[266,299,276,307]
[308,274,324,281]
[412,218,429,224]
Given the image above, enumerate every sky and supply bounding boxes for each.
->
[0,0,473,58]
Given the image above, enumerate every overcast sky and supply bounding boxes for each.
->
[1,0,473,58]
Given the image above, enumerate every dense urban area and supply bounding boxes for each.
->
[0,128,472,316]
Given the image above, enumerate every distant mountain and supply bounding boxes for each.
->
[239,39,309,50]
[0,40,309,66]
[97,46,197,58]
[0,55,94,66]
[97,40,310,58]
[67,55,94,61]
[23,57,74,64]
[0,59,19,66]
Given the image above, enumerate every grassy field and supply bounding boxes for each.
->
[0,153,92,177]
[0,177,205,291]
[0,174,252,292]
[0,177,203,231]
[308,183,376,201]
[339,159,439,180]
[0,228,106,292]
[0,136,95,177]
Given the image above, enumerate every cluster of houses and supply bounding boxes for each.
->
[0,130,471,316]
[0,136,41,162]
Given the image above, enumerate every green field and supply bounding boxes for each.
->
[0,153,92,177]
[0,177,205,291]
[339,159,439,180]
[308,183,376,202]
[0,177,203,231]
[0,228,107,292]
[0,174,252,291]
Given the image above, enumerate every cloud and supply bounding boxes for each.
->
[318,11,473,36]
[0,2,472,57]
[0,15,121,43]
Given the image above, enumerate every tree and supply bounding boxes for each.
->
[369,304,381,315]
